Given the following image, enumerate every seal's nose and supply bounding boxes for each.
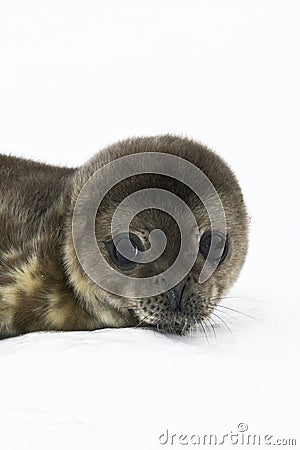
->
[168,278,187,310]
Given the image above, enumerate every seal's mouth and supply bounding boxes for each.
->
[128,307,195,335]
[134,313,197,336]
[127,295,210,335]
[143,321,195,336]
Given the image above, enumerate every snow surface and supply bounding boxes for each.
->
[0,1,299,449]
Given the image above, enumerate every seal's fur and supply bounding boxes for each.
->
[0,136,248,338]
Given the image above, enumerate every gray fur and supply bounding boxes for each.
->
[0,135,248,338]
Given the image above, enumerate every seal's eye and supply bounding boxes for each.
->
[199,231,228,264]
[105,233,143,271]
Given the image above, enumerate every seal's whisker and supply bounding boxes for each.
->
[207,302,237,320]
[198,318,213,346]
[191,315,200,338]
[181,318,189,336]
[210,295,255,302]
[210,311,235,340]
[210,307,237,322]
[205,316,217,342]
[214,305,257,321]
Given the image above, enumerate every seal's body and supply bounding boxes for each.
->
[0,136,248,338]
[0,155,119,337]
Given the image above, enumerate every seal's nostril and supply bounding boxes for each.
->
[168,278,187,310]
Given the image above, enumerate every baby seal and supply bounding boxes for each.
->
[0,135,248,338]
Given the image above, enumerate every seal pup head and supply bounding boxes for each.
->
[64,135,249,335]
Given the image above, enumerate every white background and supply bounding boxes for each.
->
[0,1,299,449]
